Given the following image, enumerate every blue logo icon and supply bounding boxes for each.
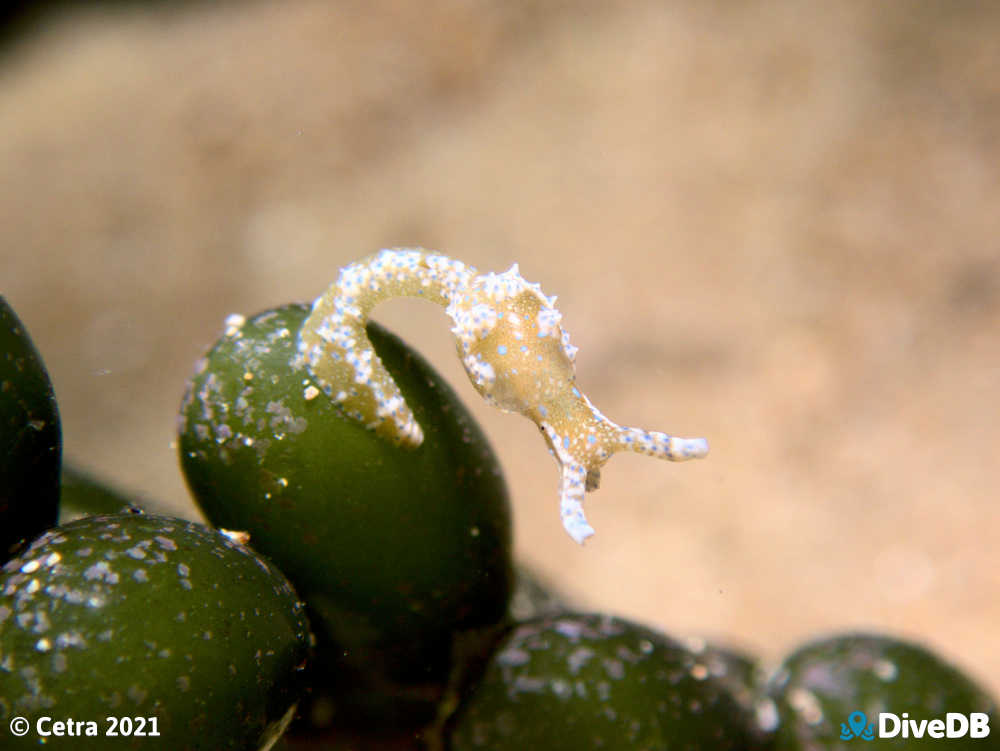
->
[840,711,876,741]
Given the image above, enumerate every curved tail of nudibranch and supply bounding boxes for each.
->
[296,249,474,446]
[297,248,709,544]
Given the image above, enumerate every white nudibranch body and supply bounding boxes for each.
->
[296,248,708,544]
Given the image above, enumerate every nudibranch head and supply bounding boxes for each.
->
[298,249,708,545]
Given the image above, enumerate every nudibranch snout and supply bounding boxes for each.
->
[296,249,708,544]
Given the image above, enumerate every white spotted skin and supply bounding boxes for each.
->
[298,248,708,544]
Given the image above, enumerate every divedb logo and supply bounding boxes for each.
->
[840,710,991,741]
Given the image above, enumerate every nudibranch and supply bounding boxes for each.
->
[296,249,708,544]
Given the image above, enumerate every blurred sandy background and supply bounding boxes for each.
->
[2,0,998,696]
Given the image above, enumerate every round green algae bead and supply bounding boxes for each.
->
[177,305,513,726]
[682,637,776,748]
[769,632,999,750]
[449,613,762,750]
[0,513,311,751]
[0,297,60,562]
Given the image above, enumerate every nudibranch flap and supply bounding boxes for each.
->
[297,248,708,544]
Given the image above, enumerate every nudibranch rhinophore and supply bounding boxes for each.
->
[296,249,708,544]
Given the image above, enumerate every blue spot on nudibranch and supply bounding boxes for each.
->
[587,434,596,444]
[563,436,570,449]
[538,405,548,417]
[572,387,581,397]
[497,345,507,355]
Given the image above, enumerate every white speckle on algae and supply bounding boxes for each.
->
[127,684,148,705]
[553,619,586,642]
[221,529,251,545]
[154,536,177,551]
[616,645,640,664]
[565,646,596,676]
[51,653,67,673]
[83,561,119,584]
[31,610,50,633]
[550,678,572,699]
[874,658,898,681]
[602,658,625,680]
[55,632,86,649]
[511,675,546,694]
[596,681,611,701]
[133,569,149,583]
[224,313,246,337]
[787,687,824,725]
[756,698,780,733]
[64,589,87,605]
[497,648,530,667]
[689,663,709,680]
